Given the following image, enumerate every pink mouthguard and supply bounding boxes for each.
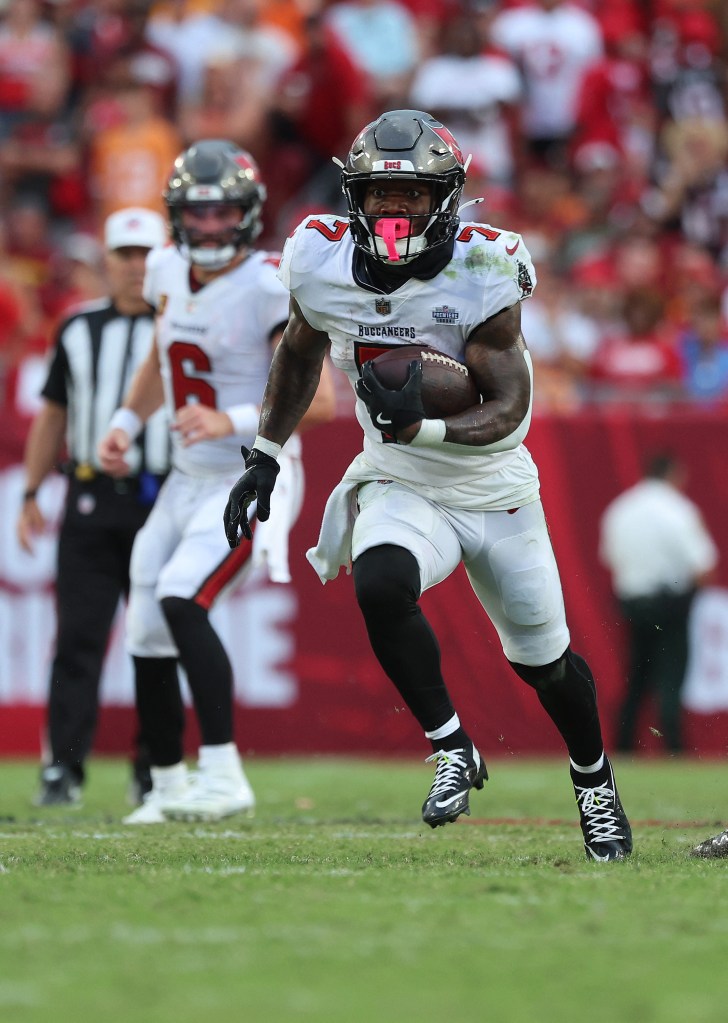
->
[374,218,410,261]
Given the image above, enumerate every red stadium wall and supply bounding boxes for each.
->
[3,401,728,760]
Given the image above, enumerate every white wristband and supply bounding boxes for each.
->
[108,407,142,442]
[253,434,282,460]
[225,404,260,436]
[409,419,447,448]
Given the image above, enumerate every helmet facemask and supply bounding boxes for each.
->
[347,174,463,264]
[170,199,263,271]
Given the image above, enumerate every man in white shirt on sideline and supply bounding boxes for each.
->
[599,451,719,755]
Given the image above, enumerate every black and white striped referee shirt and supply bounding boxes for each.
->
[41,299,170,477]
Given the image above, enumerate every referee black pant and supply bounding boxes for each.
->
[48,481,148,780]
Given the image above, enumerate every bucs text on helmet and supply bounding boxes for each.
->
[164,139,266,270]
[340,110,466,264]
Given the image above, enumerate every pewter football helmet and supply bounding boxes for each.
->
[164,139,265,269]
[341,110,466,263]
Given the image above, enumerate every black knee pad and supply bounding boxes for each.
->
[353,544,421,622]
[509,647,595,697]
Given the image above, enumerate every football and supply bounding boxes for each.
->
[368,344,479,418]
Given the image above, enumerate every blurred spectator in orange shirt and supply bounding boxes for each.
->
[88,59,181,224]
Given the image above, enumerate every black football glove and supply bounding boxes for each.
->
[354,359,426,437]
[223,445,280,548]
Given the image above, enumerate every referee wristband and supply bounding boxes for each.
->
[108,407,142,442]
[409,419,447,448]
[253,434,282,460]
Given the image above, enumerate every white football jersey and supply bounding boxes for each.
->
[278,215,540,505]
[145,246,289,476]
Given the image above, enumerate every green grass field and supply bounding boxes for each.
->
[1,756,728,1023]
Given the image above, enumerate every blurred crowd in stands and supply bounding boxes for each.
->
[1,0,728,418]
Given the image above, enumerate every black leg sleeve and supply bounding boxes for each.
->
[160,596,234,746]
[353,544,456,732]
[133,656,185,767]
[509,647,604,766]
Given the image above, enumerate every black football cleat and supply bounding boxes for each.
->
[33,765,82,807]
[691,828,728,859]
[573,758,632,861]
[422,745,487,828]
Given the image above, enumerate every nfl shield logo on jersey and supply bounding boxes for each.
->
[375,298,391,315]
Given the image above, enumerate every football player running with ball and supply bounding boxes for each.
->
[224,110,632,861]
[99,140,334,823]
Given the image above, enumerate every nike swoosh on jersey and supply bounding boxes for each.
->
[434,790,469,808]
[505,240,520,256]
[376,413,393,426]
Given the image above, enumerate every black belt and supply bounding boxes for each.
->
[64,463,166,505]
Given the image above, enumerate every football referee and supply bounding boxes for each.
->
[17,208,171,807]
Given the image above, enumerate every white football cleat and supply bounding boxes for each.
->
[162,746,255,822]
[122,763,191,824]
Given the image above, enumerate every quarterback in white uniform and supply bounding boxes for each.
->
[224,110,632,861]
[99,140,334,823]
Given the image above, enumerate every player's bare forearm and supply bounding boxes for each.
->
[440,304,531,446]
[258,300,330,445]
[299,355,336,431]
[121,341,165,421]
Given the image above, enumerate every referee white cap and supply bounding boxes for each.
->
[104,208,167,251]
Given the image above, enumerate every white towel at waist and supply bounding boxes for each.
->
[305,476,361,583]
[306,453,399,583]
[251,445,304,584]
